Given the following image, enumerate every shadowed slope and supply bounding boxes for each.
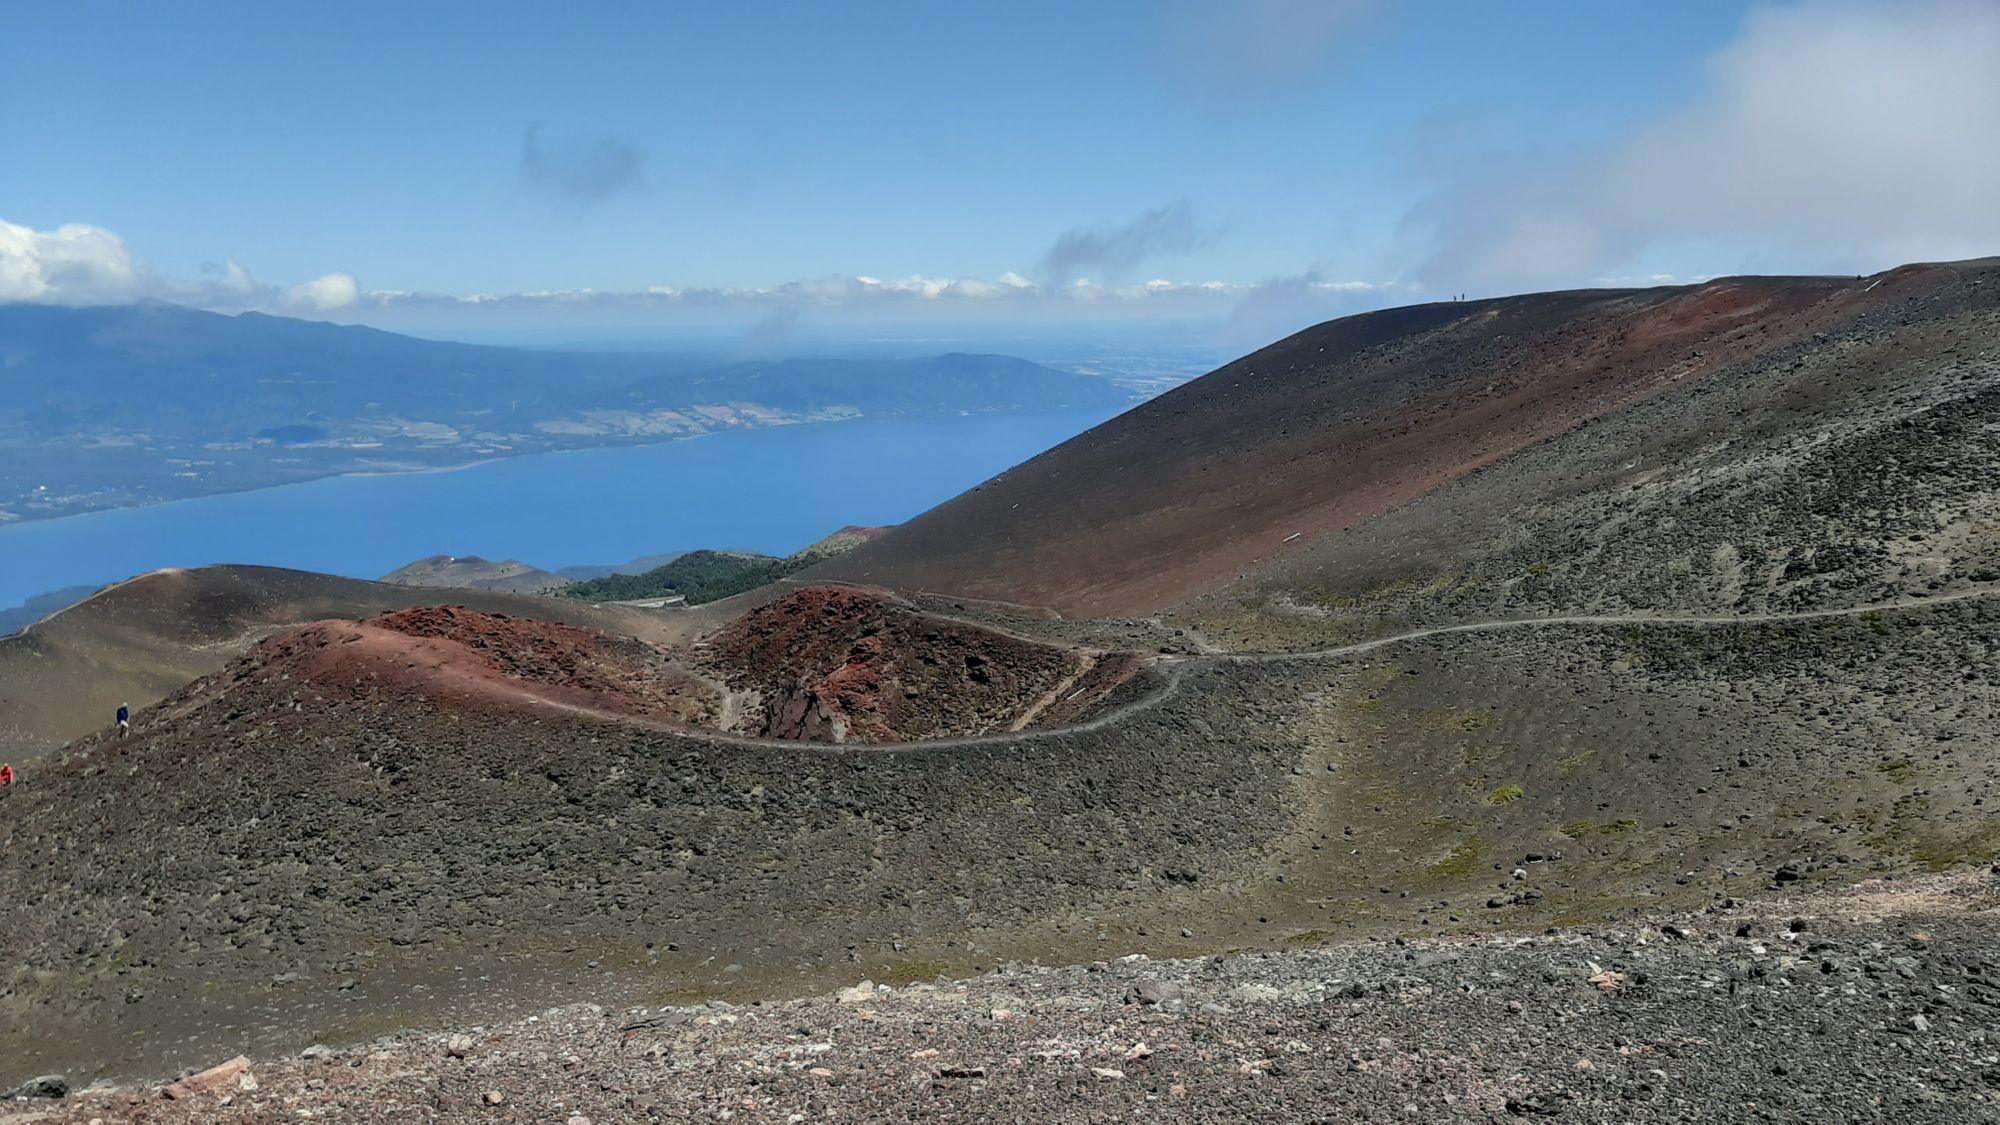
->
[811,264,1979,617]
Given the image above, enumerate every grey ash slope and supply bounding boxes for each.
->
[17,875,1995,1123]
[1172,258,2000,650]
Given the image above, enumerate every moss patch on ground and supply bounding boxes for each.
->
[1417,707,1493,732]
[1876,757,1921,784]
[1427,837,1486,879]
[1561,817,1640,838]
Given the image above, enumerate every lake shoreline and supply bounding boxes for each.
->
[0,407,1121,607]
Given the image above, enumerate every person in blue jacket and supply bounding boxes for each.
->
[117,703,130,737]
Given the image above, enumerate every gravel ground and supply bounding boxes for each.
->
[9,873,1997,1124]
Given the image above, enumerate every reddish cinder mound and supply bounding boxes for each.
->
[700,586,1135,742]
[179,606,725,727]
[810,266,1976,616]
[123,597,1137,749]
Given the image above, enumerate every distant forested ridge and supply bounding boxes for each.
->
[559,526,890,606]
[560,550,804,605]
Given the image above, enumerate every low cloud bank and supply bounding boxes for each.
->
[0,219,360,313]
[0,215,1391,328]
[1417,0,2000,290]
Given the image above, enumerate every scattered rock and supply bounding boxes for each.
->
[937,1066,986,1079]
[1125,980,1183,1006]
[161,1056,250,1100]
[2,1074,66,1100]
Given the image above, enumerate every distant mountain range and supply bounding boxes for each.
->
[0,584,101,637]
[0,302,1130,522]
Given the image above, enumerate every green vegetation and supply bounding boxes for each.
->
[1908,821,2000,871]
[1865,791,2000,871]
[1561,817,1639,838]
[1557,752,1596,774]
[1428,837,1486,878]
[1338,694,1384,717]
[1876,757,1921,784]
[1859,609,1891,636]
[875,958,958,985]
[1418,707,1493,731]
[1421,815,1472,833]
[1487,784,1525,806]
[562,549,806,606]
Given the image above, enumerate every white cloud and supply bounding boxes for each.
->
[0,218,367,313]
[285,271,360,311]
[1420,0,2000,289]
[0,220,145,304]
[0,216,1397,330]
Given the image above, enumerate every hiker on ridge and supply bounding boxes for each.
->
[0,764,14,786]
[117,703,130,737]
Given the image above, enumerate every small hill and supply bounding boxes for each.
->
[561,549,798,605]
[380,554,571,594]
[699,585,1139,741]
[562,526,895,606]
[792,524,893,562]
[0,565,662,757]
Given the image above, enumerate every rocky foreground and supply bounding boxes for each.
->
[8,874,1996,1124]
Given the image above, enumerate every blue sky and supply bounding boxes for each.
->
[3,1,1997,335]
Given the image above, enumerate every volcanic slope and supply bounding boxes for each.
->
[811,259,2000,620]
[8,262,2000,1092]
[0,565,673,758]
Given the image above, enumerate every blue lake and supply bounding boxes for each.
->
[0,408,1120,607]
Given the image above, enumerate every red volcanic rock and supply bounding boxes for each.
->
[205,606,724,726]
[702,586,1127,742]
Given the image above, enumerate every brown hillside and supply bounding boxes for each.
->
[0,565,673,757]
[810,263,1974,616]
